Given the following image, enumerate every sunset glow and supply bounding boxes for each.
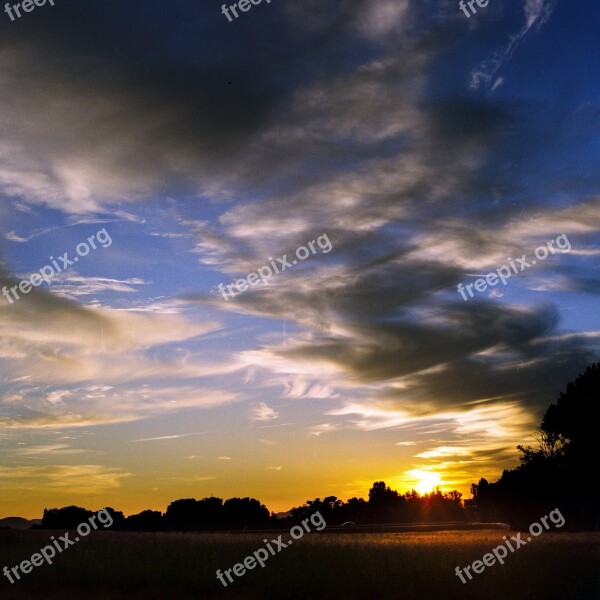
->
[0,0,599,523]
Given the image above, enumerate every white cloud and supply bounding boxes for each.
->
[50,275,148,299]
[470,0,556,90]
[250,402,278,422]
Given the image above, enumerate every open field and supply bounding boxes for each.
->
[1,529,599,599]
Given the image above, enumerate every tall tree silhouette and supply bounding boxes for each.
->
[470,362,600,529]
[540,363,600,465]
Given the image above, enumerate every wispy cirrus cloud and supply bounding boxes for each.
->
[469,0,557,90]
[0,464,130,494]
[49,274,148,299]
[14,444,93,457]
[131,433,199,443]
[1,386,239,429]
[5,227,55,243]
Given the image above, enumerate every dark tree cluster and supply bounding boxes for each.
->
[287,484,465,526]
[467,362,600,530]
[41,506,125,529]
[164,497,271,530]
[41,497,273,532]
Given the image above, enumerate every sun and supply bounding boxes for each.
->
[413,470,442,495]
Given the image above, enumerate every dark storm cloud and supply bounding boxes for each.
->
[265,301,559,383]
[0,0,550,222]
[0,0,419,213]
[0,1,297,210]
[375,333,598,417]
[206,215,597,414]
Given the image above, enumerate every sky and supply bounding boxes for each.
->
[0,0,599,519]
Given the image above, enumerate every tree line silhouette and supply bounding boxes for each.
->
[39,486,465,532]
[39,362,599,531]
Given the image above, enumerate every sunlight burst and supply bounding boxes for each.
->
[413,470,442,495]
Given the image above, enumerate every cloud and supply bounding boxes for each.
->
[13,201,37,215]
[336,402,539,491]
[284,0,410,42]
[309,423,340,436]
[415,446,471,459]
[5,227,55,243]
[14,444,92,457]
[131,434,198,443]
[46,390,72,406]
[1,386,239,429]
[250,402,278,422]
[0,266,248,429]
[1,0,406,215]
[49,275,148,299]
[0,464,130,494]
[469,0,557,90]
[0,285,224,384]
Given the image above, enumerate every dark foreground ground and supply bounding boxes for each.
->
[0,529,599,599]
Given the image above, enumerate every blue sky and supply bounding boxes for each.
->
[0,0,599,517]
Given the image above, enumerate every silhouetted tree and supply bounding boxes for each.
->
[165,497,224,531]
[125,510,164,531]
[541,363,600,467]
[222,497,270,529]
[340,497,368,523]
[103,507,125,529]
[368,481,404,523]
[290,496,344,525]
[42,506,93,529]
[469,362,600,529]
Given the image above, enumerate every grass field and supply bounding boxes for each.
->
[0,529,599,599]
